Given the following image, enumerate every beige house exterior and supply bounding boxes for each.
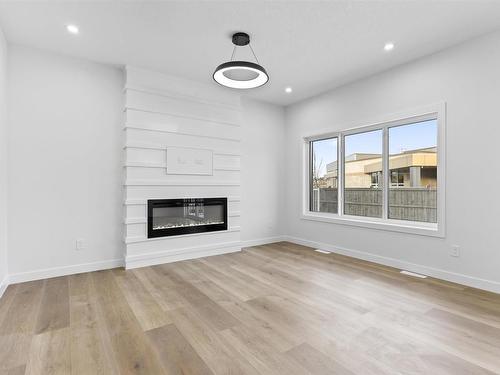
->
[324,147,437,189]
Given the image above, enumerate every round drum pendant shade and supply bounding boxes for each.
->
[213,61,269,89]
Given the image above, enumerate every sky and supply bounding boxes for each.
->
[313,119,437,176]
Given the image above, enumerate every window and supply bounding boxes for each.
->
[343,129,383,218]
[310,137,338,213]
[304,105,444,236]
[371,172,381,188]
[388,119,437,223]
[390,171,404,187]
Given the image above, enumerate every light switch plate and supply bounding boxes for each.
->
[76,239,85,251]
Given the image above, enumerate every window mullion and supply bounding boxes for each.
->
[382,127,389,220]
[339,134,344,217]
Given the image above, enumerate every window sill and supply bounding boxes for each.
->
[301,212,443,237]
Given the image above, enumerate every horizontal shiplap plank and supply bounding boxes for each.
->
[125,129,240,155]
[124,125,240,142]
[125,66,241,108]
[125,149,240,169]
[125,226,241,244]
[125,242,241,269]
[124,196,241,205]
[126,90,241,126]
[125,186,240,201]
[213,153,241,170]
[125,87,241,112]
[126,222,145,237]
[125,167,239,181]
[214,167,240,171]
[124,162,166,169]
[123,162,240,172]
[124,180,240,186]
[125,109,241,140]
[126,204,146,218]
[124,142,240,157]
[125,217,147,224]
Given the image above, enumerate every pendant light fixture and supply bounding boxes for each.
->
[213,32,269,89]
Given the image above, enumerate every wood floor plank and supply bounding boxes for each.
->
[220,323,312,375]
[359,305,500,374]
[0,280,44,334]
[169,307,260,375]
[232,261,369,320]
[25,327,71,375]
[191,278,302,352]
[0,334,33,372]
[146,323,214,375]
[419,353,497,375]
[35,276,70,334]
[0,284,19,328]
[285,342,355,375]
[69,273,117,375]
[195,258,274,301]
[114,269,171,331]
[425,308,500,348]
[134,266,187,311]
[91,270,165,375]
[68,273,91,297]
[0,365,27,375]
[156,264,240,331]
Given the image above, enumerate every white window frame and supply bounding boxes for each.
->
[302,103,446,237]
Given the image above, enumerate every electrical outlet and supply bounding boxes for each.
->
[76,239,85,251]
[450,245,460,257]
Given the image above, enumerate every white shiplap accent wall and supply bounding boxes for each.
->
[124,66,242,268]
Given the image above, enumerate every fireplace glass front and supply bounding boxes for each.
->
[147,198,227,238]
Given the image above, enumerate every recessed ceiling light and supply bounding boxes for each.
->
[66,24,79,35]
[384,42,395,51]
[285,87,292,93]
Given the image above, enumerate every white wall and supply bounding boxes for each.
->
[8,45,124,280]
[241,98,285,246]
[0,27,8,294]
[285,31,500,293]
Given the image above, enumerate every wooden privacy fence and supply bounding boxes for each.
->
[312,188,437,223]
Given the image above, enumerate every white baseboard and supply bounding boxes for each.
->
[125,241,242,269]
[283,235,500,294]
[240,236,286,248]
[0,275,9,299]
[8,258,124,285]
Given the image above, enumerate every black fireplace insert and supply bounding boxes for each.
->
[147,198,228,238]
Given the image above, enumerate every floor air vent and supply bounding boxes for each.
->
[314,249,331,254]
[400,270,428,279]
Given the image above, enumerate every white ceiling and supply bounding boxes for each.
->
[1,1,500,106]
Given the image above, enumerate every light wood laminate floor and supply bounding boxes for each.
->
[1,242,500,375]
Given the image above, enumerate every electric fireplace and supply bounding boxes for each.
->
[147,198,227,238]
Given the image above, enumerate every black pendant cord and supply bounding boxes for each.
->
[230,45,237,61]
[249,43,260,65]
[229,43,260,65]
